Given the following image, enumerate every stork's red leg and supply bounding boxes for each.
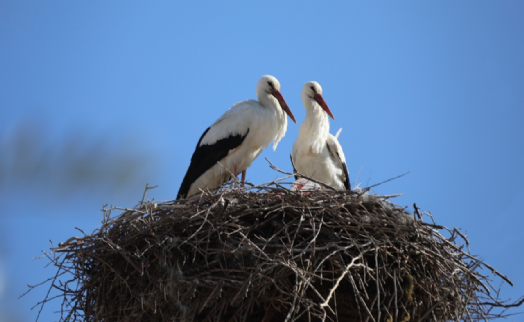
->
[241,170,246,187]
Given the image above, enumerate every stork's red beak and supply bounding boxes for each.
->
[272,90,296,123]
[314,94,334,120]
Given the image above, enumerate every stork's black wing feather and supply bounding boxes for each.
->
[176,128,249,199]
[338,154,351,191]
[327,141,351,191]
[290,154,299,181]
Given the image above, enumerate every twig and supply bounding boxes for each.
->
[365,172,409,190]
[140,182,158,206]
[413,203,422,220]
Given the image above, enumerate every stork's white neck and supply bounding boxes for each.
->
[257,91,288,151]
[298,99,330,154]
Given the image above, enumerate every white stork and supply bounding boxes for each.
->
[291,81,351,190]
[177,75,296,199]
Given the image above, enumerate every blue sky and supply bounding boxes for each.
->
[1,1,523,321]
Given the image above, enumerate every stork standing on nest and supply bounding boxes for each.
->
[177,75,296,199]
[291,81,350,191]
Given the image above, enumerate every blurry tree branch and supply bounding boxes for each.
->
[0,118,159,200]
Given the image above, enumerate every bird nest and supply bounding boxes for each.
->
[30,174,522,321]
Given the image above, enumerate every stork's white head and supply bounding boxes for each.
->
[257,75,296,123]
[301,81,334,120]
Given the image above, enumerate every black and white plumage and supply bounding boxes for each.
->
[291,81,350,190]
[177,75,296,199]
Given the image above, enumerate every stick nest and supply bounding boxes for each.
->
[37,183,522,321]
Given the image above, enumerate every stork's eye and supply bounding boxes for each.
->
[267,81,274,89]
[310,85,316,93]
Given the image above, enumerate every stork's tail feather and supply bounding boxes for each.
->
[335,128,342,139]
